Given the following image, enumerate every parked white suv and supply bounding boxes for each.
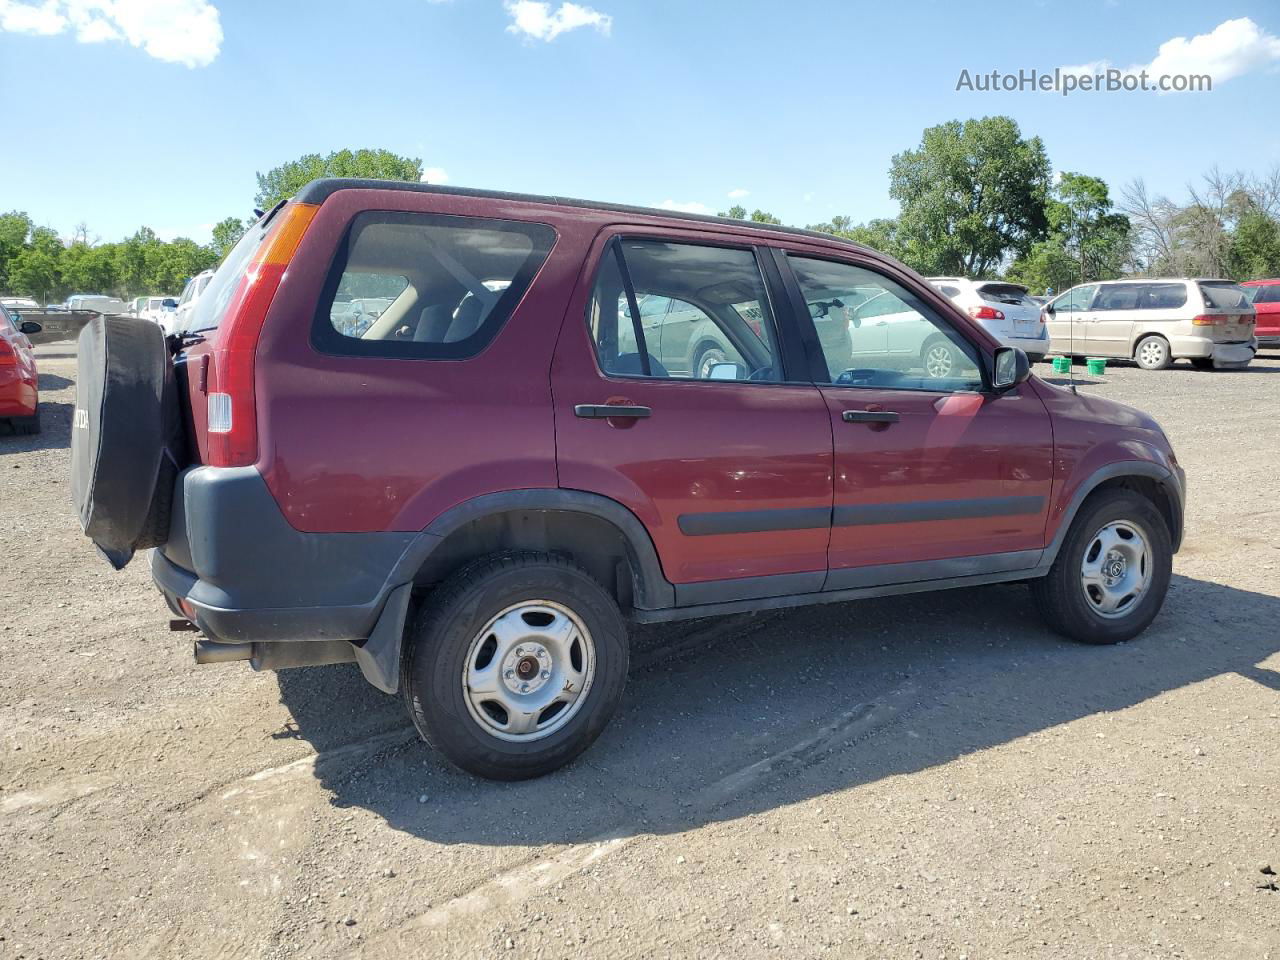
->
[173,270,215,333]
[927,278,1050,362]
[1044,279,1257,370]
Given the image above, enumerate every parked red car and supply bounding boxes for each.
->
[73,180,1185,779]
[1241,279,1280,346]
[0,305,41,434]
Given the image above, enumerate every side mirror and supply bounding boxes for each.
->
[1043,302,1055,315]
[992,346,1030,390]
[162,298,177,308]
[19,320,43,335]
[707,361,745,380]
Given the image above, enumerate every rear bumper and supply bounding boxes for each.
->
[1211,341,1257,368]
[1255,333,1280,347]
[153,465,437,644]
[1000,333,1050,357]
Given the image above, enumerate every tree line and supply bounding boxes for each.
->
[4,135,1278,305]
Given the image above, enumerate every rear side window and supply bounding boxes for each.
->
[1136,283,1188,309]
[313,212,555,359]
[1199,281,1251,311]
[587,239,783,383]
[1092,284,1144,311]
[1249,284,1280,304]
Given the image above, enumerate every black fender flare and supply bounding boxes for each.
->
[356,488,675,693]
[1042,460,1185,568]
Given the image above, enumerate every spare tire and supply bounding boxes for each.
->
[72,315,184,569]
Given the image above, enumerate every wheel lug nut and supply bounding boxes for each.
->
[541,670,550,679]
[520,682,529,692]
[515,647,524,656]
[505,670,514,679]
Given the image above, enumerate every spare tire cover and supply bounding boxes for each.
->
[71,315,182,569]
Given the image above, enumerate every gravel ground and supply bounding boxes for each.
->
[2,347,1278,960]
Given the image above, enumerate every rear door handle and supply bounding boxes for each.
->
[842,409,899,423]
[574,404,651,419]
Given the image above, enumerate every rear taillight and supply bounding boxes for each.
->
[968,305,1005,321]
[0,340,14,365]
[1191,314,1224,326]
[206,202,319,467]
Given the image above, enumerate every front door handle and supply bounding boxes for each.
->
[842,409,899,423]
[574,404,651,419]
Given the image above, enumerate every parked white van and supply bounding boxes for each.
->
[173,270,215,333]
[1044,279,1257,370]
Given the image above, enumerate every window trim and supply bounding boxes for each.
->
[582,233,806,387]
[772,247,995,394]
[309,210,557,361]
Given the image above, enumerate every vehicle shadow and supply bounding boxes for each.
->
[275,574,1280,847]
[0,400,73,451]
[38,372,74,390]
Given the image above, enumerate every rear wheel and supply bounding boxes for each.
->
[1030,490,1171,644]
[11,413,40,435]
[922,337,961,379]
[1134,335,1172,370]
[401,552,629,780]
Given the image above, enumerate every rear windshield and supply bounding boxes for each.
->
[1198,281,1251,311]
[183,205,287,334]
[978,283,1035,306]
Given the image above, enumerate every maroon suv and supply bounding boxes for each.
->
[72,180,1185,779]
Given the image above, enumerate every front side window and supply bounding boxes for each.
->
[1053,284,1097,312]
[587,239,782,382]
[313,212,555,359]
[789,256,983,391]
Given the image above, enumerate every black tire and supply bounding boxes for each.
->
[921,337,962,379]
[71,315,183,568]
[1030,490,1172,644]
[1190,357,1214,371]
[401,551,629,780]
[693,342,727,379]
[1134,335,1172,371]
[12,413,40,435]
[1027,353,1046,365]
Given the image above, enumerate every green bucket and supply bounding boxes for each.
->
[1086,357,1106,376]
[1052,356,1071,374]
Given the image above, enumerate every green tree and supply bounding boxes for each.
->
[1004,237,1081,296]
[210,217,247,260]
[255,149,424,209]
[889,116,1051,276]
[9,227,64,302]
[1008,173,1129,292]
[0,210,34,291]
[807,216,903,258]
[1225,208,1280,280]
[717,205,781,224]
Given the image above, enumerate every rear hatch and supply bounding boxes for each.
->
[975,282,1043,338]
[1197,281,1256,343]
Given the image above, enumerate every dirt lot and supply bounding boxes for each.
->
[2,346,1279,960]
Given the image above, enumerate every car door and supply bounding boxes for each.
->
[1084,283,1140,357]
[776,250,1053,586]
[552,229,834,604]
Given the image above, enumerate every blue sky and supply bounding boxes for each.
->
[2,0,1279,244]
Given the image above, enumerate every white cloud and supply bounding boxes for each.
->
[727,188,749,199]
[1062,17,1280,91]
[0,0,222,67]
[420,167,450,184]
[505,1,611,42]
[659,200,711,215]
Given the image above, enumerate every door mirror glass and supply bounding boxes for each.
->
[993,347,1030,389]
[19,320,42,335]
[707,361,745,380]
[1043,302,1055,315]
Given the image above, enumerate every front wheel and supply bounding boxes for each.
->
[1030,491,1172,644]
[401,552,629,780]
